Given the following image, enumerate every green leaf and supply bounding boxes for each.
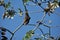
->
[7,10,16,16]
[19,12,23,16]
[4,2,10,9]
[23,30,34,40]
[18,8,23,16]
[2,9,16,19]
[23,0,29,3]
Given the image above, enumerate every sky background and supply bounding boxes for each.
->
[0,0,60,40]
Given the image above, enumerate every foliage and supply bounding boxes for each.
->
[0,0,60,40]
[23,30,34,40]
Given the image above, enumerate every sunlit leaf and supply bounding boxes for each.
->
[0,0,10,9]
[0,0,5,6]
[48,0,59,9]
[44,8,50,13]
[2,9,16,19]
[23,30,34,40]
[53,2,59,8]
[18,8,23,16]
[47,1,59,13]
[44,8,51,16]
[4,2,10,9]
[44,7,54,16]
[19,12,23,16]
[2,12,8,19]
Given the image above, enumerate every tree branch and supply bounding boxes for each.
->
[10,24,23,40]
[33,12,46,31]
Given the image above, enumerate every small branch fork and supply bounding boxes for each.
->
[10,24,23,40]
[0,0,60,40]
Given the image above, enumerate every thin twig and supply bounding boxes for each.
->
[20,10,43,14]
[10,34,14,40]
[42,22,51,37]
[25,24,44,36]
[42,23,50,28]
[13,24,23,33]
[27,24,36,26]
[42,22,60,28]
[10,24,23,40]
[41,12,46,22]
[48,29,51,38]
[38,29,46,40]
[27,24,44,35]
[30,0,45,10]
[42,23,52,38]
[12,0,28,34]
[27,24,45,39]
[55,12,60,17]
[33,24,40,31]
[33,12,46,31]
[38,27,44,35]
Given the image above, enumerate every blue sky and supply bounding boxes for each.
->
[0,0,60,40]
